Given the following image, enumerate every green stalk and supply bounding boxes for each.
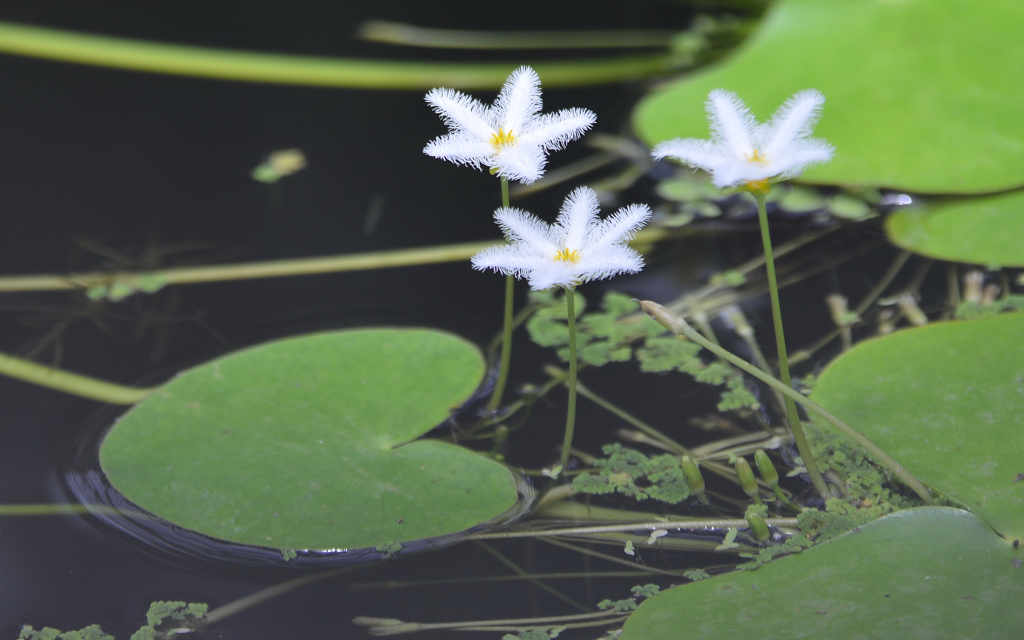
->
[559,287,579,469]
[639,300,933,505]
[358,21,678,50]
[487,178,514,410]
[753,192,830,498]
[0,351,157,404]
[0,228,675,293]
[0,20,673,89]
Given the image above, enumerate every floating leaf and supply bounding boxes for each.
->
[886,191,1024,267]
[100,328,520,551]
[622,508,1024,638]
[634,0,1024,194]
[778,186,825,214]
[810,314,1024,538]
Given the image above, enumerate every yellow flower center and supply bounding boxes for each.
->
[554,248,581,264]
[490,128,516,151]
[744,179,772,196]
[745,148,769,164]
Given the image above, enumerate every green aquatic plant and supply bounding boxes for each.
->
[572,444,690,504]
[527,290,759,411]
[473,187,651,469]
[652,88,835,497]
[20,602,207,640]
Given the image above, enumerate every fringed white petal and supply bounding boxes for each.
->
[762,89,825,157]
[493,143,545,184]
[423,134,492,168]
[651,138,722,174]
[424,88,493,141]
[494,66,543,134]
[706,89,756,158]
[585,203,652,254]
[708,158,768,188]
[527,262,578,291]
[576,246,644,282]
[556,187,601,252]
[472,244,546,279]
[519,108,596,151]
[769,139,835,179]
[475,188,649,290]
[494,207,559,256]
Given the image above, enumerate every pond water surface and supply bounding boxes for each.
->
[0,2,913,638]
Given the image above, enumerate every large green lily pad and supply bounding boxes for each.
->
[886,191,1024,267]
[810,314,1024,538]
[634,0,1024,194]
[100,328,521,551]
[621,508,1024,638]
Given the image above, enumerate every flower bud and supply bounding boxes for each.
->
[754,450,779,487]
[735,457,762,505]
[681,455,707,503]
[745,511,770,543]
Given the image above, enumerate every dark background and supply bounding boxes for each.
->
[0,2,894,638]
[0,2,713,638]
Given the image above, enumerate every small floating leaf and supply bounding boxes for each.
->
[886,191,1024,267]
[622,508,1024,638]
[100,328,520,552]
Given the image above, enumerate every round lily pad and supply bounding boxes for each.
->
[99,328,521,552]
[810,314,1024,538]
[621,507,1024,638]
[634,0,1024,194]
[886,191,1024,268]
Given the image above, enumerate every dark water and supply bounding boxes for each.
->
[0,2,912,638]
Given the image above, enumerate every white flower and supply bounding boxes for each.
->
[423,66,596,184]
[651,89,834,191]
[472,187,651,290]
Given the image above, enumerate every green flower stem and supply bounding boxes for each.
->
[559,287,580,469]
[639,300,934,505]
[0,20,673,89]
[753,192,830,499]
[0,350,158,404]
[487,178,514,411]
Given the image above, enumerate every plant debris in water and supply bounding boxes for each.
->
[528,290,759,410]
[572,444,691,504]
[21,602,208,640]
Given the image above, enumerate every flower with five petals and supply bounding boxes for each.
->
[652,89,834,193]
[423,66,596,184]
[472,187,651,290]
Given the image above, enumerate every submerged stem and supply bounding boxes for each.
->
[0,351,157,404]
[358,21,678,50]
[559,287,580,470]
[639,300,934,505]
[0,229,674,293]
[0,20,674,89]
[753,193,830,499]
